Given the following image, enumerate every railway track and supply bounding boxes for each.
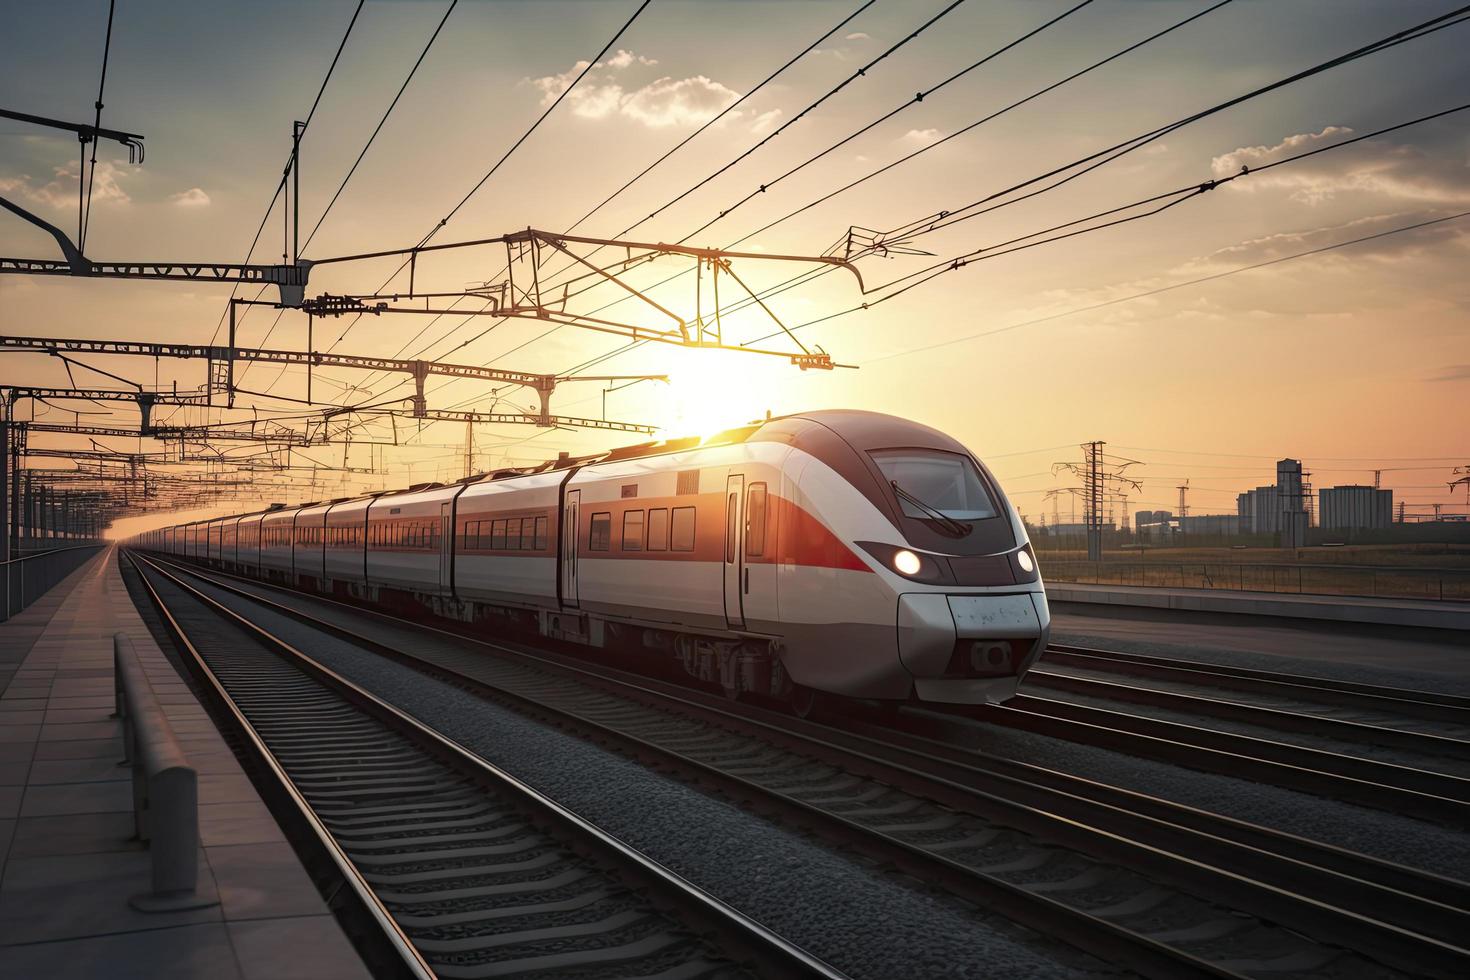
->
[136,553,1470,979]
[1042,645,1470,729]
[983,646,1470,826]
[127,553,838,980]
[981,694,1470,826]
[1024,667,1470,764]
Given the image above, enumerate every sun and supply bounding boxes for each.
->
[657,348,791,438]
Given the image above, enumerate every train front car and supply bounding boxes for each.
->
[769,410,1048,707]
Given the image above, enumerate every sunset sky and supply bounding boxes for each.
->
[2,0,1468,535]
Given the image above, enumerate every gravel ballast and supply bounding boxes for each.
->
[171,570,1104,980]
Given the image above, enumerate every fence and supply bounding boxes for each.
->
[1041,559,1470,602]
[1,544,104,621]
[113,632,214,912]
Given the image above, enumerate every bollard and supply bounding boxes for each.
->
[113,633,218,912]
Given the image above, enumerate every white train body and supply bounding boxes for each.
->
[134,411,1050,705]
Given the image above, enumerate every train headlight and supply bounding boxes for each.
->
[1016,550,1034,573]
[893,549,923,576]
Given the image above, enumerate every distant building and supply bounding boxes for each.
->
[1235,460,1308,544]
[1039,522,1091,537]
[1320,485,1393,530]
[1277,459,1308,547]
[1179,514,1243,535]
[1237,486,1280,534]
[1135,509,1172,528]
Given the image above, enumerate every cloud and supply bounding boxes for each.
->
[605,49,656,70]
[1000,210,1470,330]
[170,187,211,207]
[1213,127,1470,206]
[527,50,740,129]
[749,108,782,134]
[1426,364,1470,382]
[621,75,740,128]
[1184,211,1470,271]
[845,32,871,41]
[0,159,131,210]
[900,128,941,144]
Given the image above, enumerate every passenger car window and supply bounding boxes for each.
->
[746,483,768,557]
[491,520,506,549]
[671,506,695,552]
[534,516,549,550]
[622,510,645,551]
[589,512,612,551]
[646,508,668,551]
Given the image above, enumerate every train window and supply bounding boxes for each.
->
[589,512,611,551]
[521,519,537,551]
[491,520,506,549]
[746,483,768,557]
[534,516,549,551]
[622,510,645,551]
[869,449,997,521]
[506,518,522,550]
[671,507,695,552]
[725,495,737,563]
[646,508,668,551]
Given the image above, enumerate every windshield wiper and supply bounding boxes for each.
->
[890,481,971,537]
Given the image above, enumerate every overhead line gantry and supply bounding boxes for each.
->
[0,334,665,424]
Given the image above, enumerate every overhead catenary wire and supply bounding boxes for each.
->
[858,209,1470,366]
[606,0,970,246]
[678,0,1107,245]
[298,0,459,256]
[724,0,1236,252]
[394,0,1066,399]
[876,2,1470,248]
[735,102,1470,346]
[324,0,653,357]
[79,0,117,253]
[551,0,1470,376]
[361,0,884,383]
[471,0,1240,384]
[207,0,367,346]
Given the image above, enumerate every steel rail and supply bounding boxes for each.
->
[129,553,841,980]
[125,553,435,980]
[139,552,1470,978]
[1025,668,1470,762]
[1044,644,1470,726]
[984,696,1470,826]
[133,554,1239,980]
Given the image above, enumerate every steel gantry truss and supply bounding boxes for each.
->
[0,216,859,367]
[0,333,665,424]
[313,229,860,370]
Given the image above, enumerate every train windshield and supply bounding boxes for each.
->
[869,449,997,521]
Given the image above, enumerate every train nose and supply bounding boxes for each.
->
[897,592,1050,703]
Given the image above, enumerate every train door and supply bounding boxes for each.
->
[723,474,746,629]
[561,489,580,607]
[438,502,453,594]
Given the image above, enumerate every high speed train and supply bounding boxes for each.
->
[133,410,1050,710]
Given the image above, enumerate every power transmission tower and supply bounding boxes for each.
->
[1052,442,1142,561]
[1450,467,1470,511]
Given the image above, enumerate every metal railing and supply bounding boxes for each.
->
[113,632,216,912]
[1040,559,1470,602]
[1,544,103,621]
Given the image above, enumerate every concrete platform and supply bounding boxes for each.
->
[1048,582,1470,631]
[0,546,371,980]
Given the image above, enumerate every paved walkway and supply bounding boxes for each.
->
[1048,582,1470,630]
[0,547,370,980]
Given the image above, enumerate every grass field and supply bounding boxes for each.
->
[1035,544,1470,602]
